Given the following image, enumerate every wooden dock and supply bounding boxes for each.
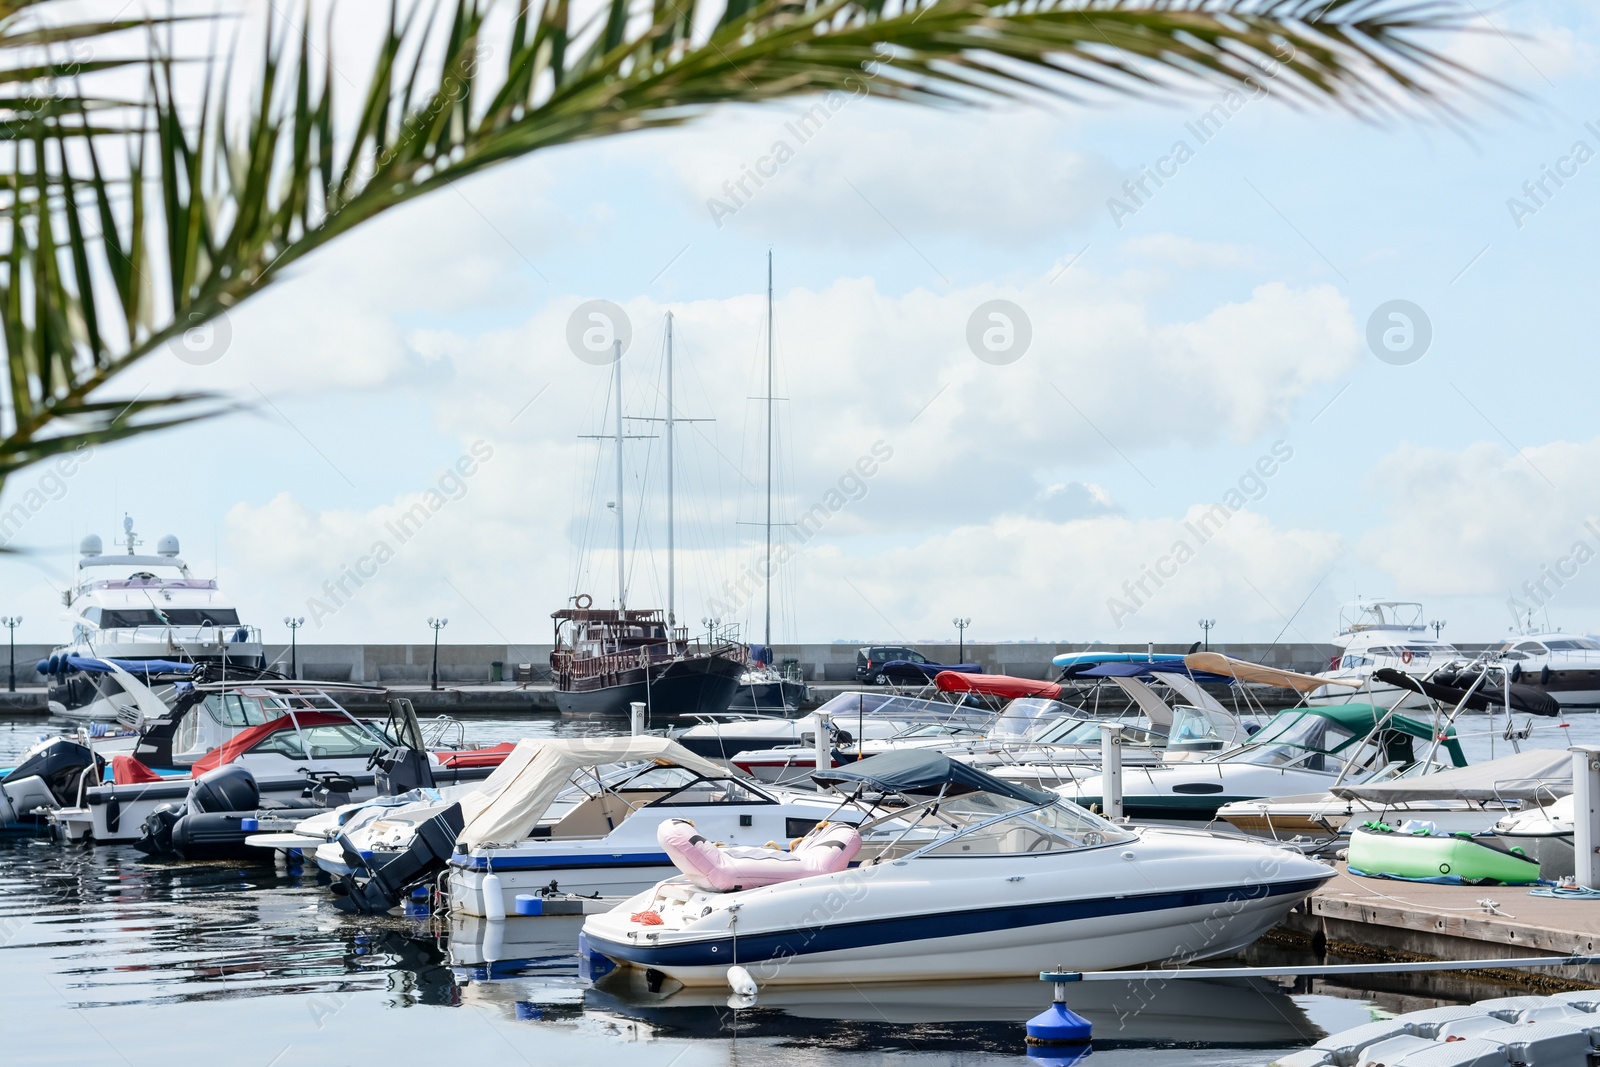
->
[1272,862,1600,992]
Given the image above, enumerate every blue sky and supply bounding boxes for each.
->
[5,2,1600,650]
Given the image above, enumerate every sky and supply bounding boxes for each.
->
[4,1,1600,651]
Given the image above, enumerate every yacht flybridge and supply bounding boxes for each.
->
[45,518,264,720]
[1308,600,1461,710]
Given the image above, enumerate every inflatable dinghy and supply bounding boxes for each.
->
[657,817,861,891]
[1348,822,1544,886]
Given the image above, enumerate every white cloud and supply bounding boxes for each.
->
[1359,436,1600,617]
[650,103,1117,246]
[1120,233,1258,271]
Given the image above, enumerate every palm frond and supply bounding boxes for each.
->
[0,0,1487,488]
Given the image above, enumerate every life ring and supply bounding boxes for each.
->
[574,594,592,609]
[1400,648,1413,665]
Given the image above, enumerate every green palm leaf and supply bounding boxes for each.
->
[0,0,1486,489]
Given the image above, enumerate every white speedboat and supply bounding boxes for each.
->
[444,737,863,916]
[1307,600,1462,710]
[671,691,985,761]
[582,750,1333,986]
[44,518,264,719]
[1062,702,1466,823]
[1495,632,1600,707]
[1493,793,1576,880]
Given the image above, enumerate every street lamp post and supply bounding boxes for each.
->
[1,616,20,691]
[1197,618,1216,652]
[1431,619,1447,640]
[952,617,971,662]
[283,616,304,678]
[427,617,449,690]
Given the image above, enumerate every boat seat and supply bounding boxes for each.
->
[543,789,671,839]
[658,817,861,892]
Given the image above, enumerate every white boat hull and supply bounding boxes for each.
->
[583,831,1333,986]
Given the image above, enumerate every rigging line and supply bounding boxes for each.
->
[571,361,613,598]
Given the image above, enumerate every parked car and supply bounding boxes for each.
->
[856,646,982,686]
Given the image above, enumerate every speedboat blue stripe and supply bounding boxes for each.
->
[586,875,1330,968]
[452,851,670,871]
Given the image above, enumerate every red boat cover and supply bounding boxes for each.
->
[190,711,355,776]
[933,671,1062,700]
[435,742,515,769]
[110,755,165,784]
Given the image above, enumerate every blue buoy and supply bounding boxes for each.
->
[1026,1002,1092,1045]
[513,894,543,916]
[240,818,258,831]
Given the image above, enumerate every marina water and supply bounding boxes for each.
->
[2,711,1594,1065]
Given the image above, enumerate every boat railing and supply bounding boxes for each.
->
[94,623,263,646]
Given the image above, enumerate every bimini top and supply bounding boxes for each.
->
[1374,667,1561,718]
[813,750,1055,806]
[1333,748,1573,804]
[1184,652,1358,693]
[458,736,734,850]
[934,671,1063,700]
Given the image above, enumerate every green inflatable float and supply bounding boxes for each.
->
[1348,822,1545,886]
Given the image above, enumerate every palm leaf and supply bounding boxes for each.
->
[0,0,1488,489]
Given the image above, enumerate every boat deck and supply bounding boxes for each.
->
[1276,862,1600,989]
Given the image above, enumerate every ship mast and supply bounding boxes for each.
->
[665,313,675,629]
[613,339,625,614]
[764,250,773,650]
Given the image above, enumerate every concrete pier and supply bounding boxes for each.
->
[1274,863,1600,991]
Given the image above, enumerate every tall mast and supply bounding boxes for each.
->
[665,312,675,629]
[764,250,773,649]
[613,339,625,613]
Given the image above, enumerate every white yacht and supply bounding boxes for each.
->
[1494,632,1600,707]
[44,517,264,719]
[1307,600,1461,710]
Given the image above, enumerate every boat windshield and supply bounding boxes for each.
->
[1230,711,1360,770]
[990,698,1078,739]
[1031,716,1159,747]
[914,793,1134,856]
[816,692,991,729]
[1167,706,1230,748]
[202,692,282,727]
[1544,637,1600,651]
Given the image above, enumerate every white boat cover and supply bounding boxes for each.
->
[1331,749,1574,804]
[458,737,733,849]
[1184,652,1358,692]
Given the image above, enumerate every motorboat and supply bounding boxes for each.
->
[444,737,864,916]
[1493,632,1600,707]
[1493,794,1576,880]
[671,690,987,762]
[1062,702,1466,823]
[1216,747,1574,844]
[1307,600,1462,710]
[581,750,1333,986]
[45,680,509,843]
[45,518,265,719]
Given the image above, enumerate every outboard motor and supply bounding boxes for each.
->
[136,764,264,860]
[0,737,101,831]
[331,803,464,914]
[373,697,435,795]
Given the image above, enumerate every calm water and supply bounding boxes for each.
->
[0,709,1592,1065]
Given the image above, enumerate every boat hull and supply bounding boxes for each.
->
[557,654,744,718]
[584,832,1333,986]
